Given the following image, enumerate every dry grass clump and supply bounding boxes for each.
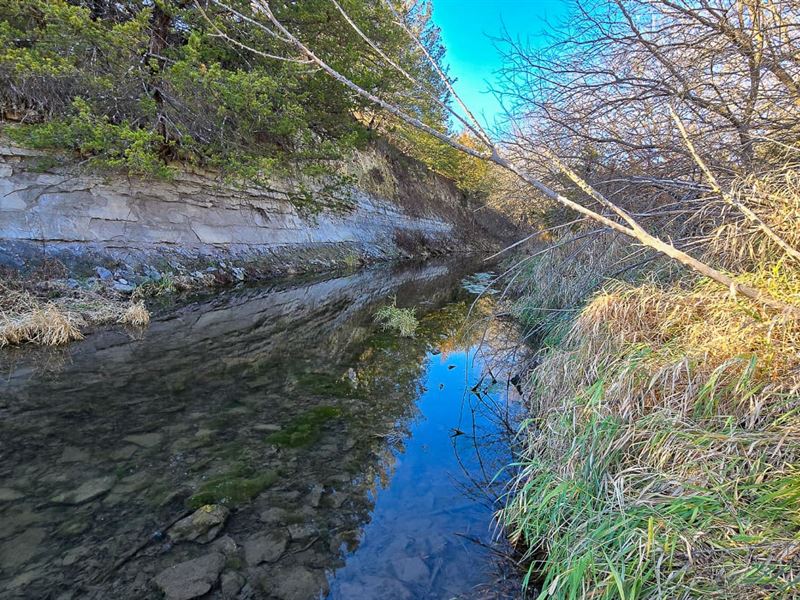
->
[0,300,85,347]
[510,230,670,336]
[0,279,151,348]
[568,274,800,423]
[118,300,150,327]
[707,167,800,270]
[1,285,84,347]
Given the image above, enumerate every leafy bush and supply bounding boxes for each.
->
[7,98,174,177]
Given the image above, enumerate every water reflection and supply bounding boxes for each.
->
[0,259,521,599]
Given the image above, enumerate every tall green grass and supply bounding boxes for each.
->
[503,203,800,597]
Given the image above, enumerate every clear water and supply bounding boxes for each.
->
[0,259,522,599]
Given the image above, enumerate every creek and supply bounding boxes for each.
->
[0,258,523,599]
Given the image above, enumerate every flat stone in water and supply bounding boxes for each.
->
[393,555,430,584]
[0,487,25,501]
[57,517,89,537]
[287,523,317,541]
[109,445,139,460]
[50,476,114,504]
[0,527,46,569]
[95,266,113,281]
[169,504,229,544]
[220,571,246,598]
[338,575,412,600]
[7,568,41,592]
[258,507,288,523]
[268,565,328,600]
[122,432,163,448]
[211,534,238,557]
[59,446,89,463]
[252,423,282,433]
[243,530,289,565]
[153,552,225,600]
[0,509,41,540]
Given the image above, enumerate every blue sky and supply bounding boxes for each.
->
[432,0,570,130]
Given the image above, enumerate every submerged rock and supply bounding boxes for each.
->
[393,555,430,584]
[267,566,328,600]
[168,504,230,544]
[287,523,318,541]
[109,445,139,460]
[211,534,238,557]
[153,552,225,600]
[338,575,412,600]
[50,476,114,504]
[307,485,324,508]
[122,432,163,448]
[243,530,289,565]
[0,527,46,569]
[59,446,89,463]
[144,266,163,281]
[252,423,282,433]
[0,487,24,502]
[220,571,246,598]
[258,507,288,523]
[186,470,278,509]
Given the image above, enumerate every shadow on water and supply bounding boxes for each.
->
[0,257,525,599]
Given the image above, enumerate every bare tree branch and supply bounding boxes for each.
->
[217,0,799,315]
[671,106,800,263]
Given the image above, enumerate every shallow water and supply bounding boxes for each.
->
[0,259,522,599]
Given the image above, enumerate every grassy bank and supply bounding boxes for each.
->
[502,179,800,598]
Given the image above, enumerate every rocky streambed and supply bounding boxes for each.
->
[0,258,522,599]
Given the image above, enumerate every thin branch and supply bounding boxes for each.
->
[197,1,311,63]
[671,107,800,263]
[382,0,493,145]
[329,0,487,141]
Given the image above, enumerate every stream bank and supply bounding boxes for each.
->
[0,139,517,279]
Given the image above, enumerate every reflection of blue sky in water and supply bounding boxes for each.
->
[327,346,516,599]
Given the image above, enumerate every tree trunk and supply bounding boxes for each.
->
[147,2,171,153]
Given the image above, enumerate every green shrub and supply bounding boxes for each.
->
[374,298,418,337]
